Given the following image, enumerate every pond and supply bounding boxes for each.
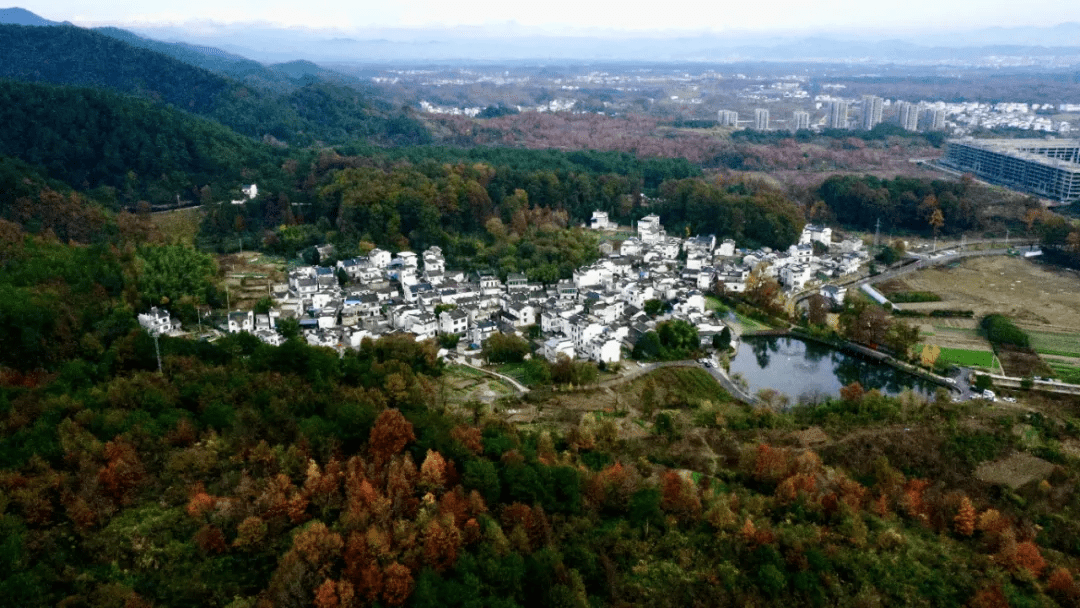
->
[729,335,940,402]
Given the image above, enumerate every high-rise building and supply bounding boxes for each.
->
[791,110,810,131]
[828,100,849,129]
[941,138,1080,203]
[717,110,738,126]
[862,95,883,130]
[927,108,946,131]
[754,108,770,130]
[898,101,919,131]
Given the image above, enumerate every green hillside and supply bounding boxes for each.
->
[0,24,430,146]
[0,79,278,206]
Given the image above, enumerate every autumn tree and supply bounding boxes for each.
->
[382,562,414,607]
[839,381,865,404]
[369,409,416,466]
[954,495,976,537]
[660,470,701,519]
[419,450,448,492]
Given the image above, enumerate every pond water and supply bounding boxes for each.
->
[729,335,940,402]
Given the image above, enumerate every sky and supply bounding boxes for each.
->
[22,0,1080,35]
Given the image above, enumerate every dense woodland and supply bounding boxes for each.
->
[813,173,1046,236]
[0,24,431,147]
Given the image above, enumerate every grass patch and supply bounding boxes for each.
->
[150,207,203,246]
[922,346,995,368]
[630,366,730,404]
[889,291,943,303]
[1028,331,1080,357]
[933,326,978,336]
[731,311,771,332]
[1047,363,1080,384]
[705,296,729,313]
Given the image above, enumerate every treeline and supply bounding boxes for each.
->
[815,174,1038,235]
[732,123,946,147]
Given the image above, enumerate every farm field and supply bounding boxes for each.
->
[1045,358,1080,384]
[894,256,1080,330]
[930,346,996,368]
[1027,330,1080,357]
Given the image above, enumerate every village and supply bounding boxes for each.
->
[138,213,871,364]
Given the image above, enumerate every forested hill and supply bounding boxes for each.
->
[92,27,356,94]
[0,79,280,207]
[0,24,231,115]
[0,24,431,146]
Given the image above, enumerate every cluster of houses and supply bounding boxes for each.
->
[138,214,870,365]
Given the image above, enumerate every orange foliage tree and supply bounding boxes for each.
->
[954,496,976,537]
[382,562,414,607]
[369,409,416,466]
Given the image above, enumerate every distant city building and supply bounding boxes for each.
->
[927,108,946,131]
[754,108,770,130]
[717,110,738,126]
[940,138,1080,203]
[898,101,920,131]
[791,110,811,131]
[828,100,849,129]
[861,95,883,130]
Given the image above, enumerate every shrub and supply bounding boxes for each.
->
[981,314,1029,348]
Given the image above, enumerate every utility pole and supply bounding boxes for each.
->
[874,218,881,248]
[226,284,230,311]
[1005,228,1010,247]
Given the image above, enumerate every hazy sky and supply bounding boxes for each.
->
[26,0,1080,34]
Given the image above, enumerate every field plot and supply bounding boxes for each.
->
[149,207,202,246]
[933,347,995,368]
[1045,358,1080,384]
[897,257,1080,330]
[1027,330,1080,357]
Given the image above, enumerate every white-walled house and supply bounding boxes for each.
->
[590,211,614,230]
[717,239,736,257]
[799,224,832,246]
[369,249,392,268]
[138,307,174,335]
[780,263,813,289]
[543,337,576,362]
[439,309,469,336]
[584,337,621,363]
[228,310,254,333]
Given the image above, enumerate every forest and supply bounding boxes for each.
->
[0,24,431,147]
[814,173,1045,236]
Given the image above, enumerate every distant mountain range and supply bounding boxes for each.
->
[4,6,1080,65]
[0,6,65,26]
